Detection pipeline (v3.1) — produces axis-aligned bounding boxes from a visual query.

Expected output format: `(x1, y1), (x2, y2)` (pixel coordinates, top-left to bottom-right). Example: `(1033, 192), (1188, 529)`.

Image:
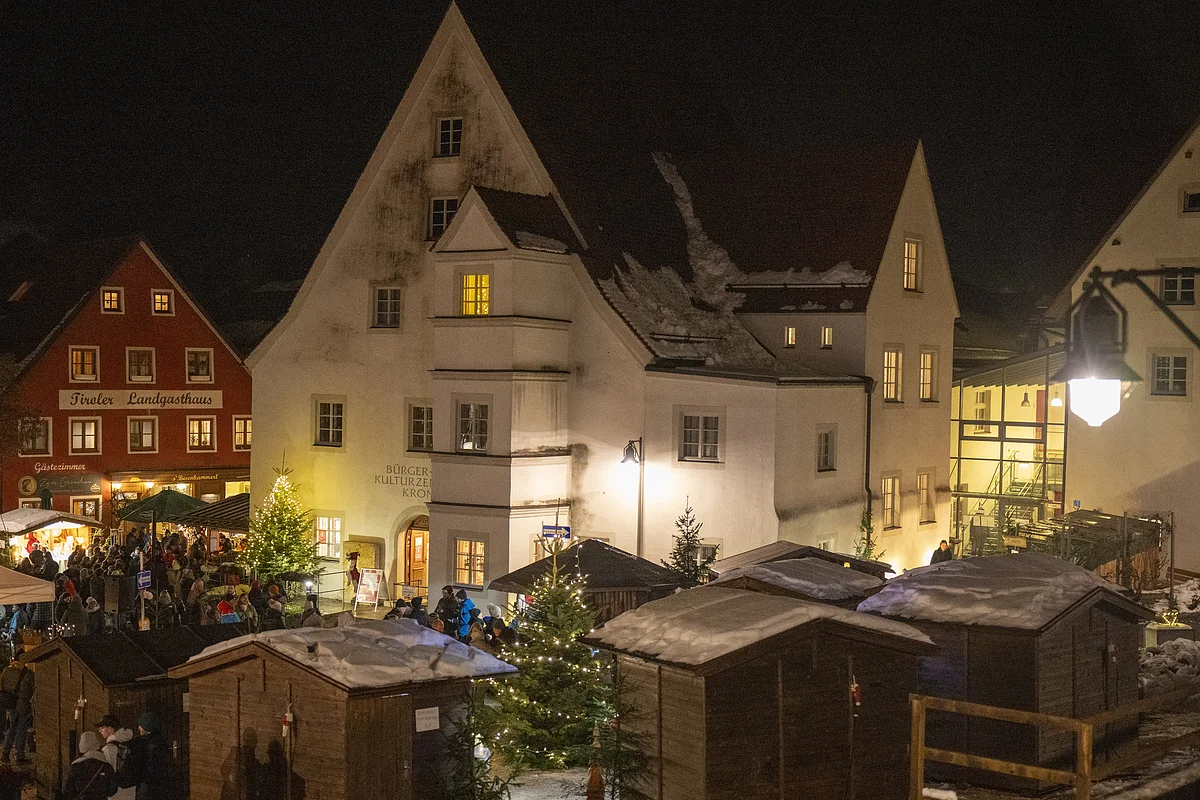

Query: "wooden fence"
(909, 683), (1200, 800)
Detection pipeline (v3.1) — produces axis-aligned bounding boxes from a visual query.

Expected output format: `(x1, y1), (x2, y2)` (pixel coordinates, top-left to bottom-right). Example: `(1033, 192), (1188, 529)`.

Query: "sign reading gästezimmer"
(59, 389), (223, 410)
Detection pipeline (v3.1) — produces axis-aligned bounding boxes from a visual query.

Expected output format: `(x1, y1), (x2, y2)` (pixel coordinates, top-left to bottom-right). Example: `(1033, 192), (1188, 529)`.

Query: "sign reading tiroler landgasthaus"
(59, 389), (223, 410)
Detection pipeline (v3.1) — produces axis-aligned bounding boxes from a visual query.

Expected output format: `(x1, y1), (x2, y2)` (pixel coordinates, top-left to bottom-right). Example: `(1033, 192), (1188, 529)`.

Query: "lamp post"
(1055, 266), (1200, 427)
(621, 438), (645, 557)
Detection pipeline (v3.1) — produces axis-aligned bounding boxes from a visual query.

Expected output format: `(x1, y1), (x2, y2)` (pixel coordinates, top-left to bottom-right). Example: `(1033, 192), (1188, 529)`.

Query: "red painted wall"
(4, 243), (252, 517)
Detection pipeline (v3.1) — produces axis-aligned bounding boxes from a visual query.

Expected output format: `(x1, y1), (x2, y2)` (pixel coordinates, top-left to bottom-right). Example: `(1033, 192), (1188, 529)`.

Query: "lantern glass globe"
(1068, 377), (1123, 427)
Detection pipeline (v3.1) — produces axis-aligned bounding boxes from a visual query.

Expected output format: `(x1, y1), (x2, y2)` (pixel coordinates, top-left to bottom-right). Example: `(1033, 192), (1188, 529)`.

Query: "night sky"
(4, 2), (1200, 329)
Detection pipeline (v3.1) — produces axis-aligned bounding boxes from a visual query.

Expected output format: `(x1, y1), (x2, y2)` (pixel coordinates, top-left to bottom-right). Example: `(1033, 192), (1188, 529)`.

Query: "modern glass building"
(950, 347), (1068, 555)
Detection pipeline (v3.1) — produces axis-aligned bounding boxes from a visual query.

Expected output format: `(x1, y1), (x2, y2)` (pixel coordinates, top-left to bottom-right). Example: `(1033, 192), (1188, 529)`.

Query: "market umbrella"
(0, 566), (54, 604)
(117, 488), (207, 524)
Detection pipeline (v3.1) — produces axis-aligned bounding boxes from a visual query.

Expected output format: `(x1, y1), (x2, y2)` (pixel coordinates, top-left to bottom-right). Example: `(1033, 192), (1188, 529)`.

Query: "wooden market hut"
(708, 541), (893, 581)
(857, 552), (1155, 791)
(488, 539), (683, 622)
(709, 556), (885, 609)
(581, 586), (935, 800)
(28, 625), (245, 800)
(168, 618), (516, 800)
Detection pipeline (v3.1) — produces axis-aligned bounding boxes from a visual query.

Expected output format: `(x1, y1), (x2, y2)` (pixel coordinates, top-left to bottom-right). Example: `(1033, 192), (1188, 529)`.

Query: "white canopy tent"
(0, 566), (53, 604)
(0, 509), (104, 537)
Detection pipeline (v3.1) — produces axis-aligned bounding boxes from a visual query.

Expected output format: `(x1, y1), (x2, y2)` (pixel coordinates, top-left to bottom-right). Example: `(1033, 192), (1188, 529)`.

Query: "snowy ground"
(508, 769), (588, 800)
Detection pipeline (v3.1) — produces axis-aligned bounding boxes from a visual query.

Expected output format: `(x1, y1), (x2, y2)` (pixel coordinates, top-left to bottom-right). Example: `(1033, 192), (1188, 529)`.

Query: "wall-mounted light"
(621, 440), (641, 464)
(1052, 281), (1140, 427)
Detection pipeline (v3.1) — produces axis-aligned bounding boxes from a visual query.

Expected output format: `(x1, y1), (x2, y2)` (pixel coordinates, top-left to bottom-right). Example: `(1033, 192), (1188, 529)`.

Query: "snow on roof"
(584, 587), (931, 667)
(0, 508), (105, 536)
(856, 553), (1130, 630)
(188, 619), (515, 689)
(513, 231), (568, 253)
(711, 557), (883, 601)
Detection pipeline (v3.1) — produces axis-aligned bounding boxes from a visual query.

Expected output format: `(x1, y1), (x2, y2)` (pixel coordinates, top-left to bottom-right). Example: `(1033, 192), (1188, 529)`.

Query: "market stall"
(0, 508), (107, 566)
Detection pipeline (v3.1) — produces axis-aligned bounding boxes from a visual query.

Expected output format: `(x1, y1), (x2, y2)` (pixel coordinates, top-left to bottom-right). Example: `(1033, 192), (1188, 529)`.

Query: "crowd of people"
(382, 584), (517, 656)
(63, 712), (169, 800)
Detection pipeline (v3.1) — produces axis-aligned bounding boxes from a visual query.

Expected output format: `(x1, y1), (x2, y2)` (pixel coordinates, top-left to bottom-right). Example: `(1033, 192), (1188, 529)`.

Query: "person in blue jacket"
(455, 589), (475, 640)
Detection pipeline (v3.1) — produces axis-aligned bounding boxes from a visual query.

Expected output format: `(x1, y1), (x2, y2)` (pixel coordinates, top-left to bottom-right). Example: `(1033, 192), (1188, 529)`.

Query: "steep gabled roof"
(733, 285), (874, 314)
(470, 187), (580, 254)
(709, 541), (893, 579)
(488, 539), (683, 594)
(0, 233), (140, 368)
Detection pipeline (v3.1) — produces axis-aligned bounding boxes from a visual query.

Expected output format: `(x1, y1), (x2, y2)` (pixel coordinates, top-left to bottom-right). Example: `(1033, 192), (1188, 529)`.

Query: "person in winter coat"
(466, 621), (488, 649)
(98, 715), (135, 800)
(117, 712), (170, 800)
(85, 598), (104, 635)
(382, 600), (410, 621)
(408, 596), (430, 628)
(433, 587), (459, 634)
(64, 731), (115, 800)
(455, 589), (475, 640)
(930, 540), (954, 565)
(63, 595), (89, 637)
(2, 663), (33, 763)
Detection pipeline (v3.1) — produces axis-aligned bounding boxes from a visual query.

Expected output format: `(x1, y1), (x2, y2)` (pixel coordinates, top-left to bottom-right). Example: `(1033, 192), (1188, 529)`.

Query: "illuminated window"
(919, 350), (937, 401)
(430, 197), (459, 239)
(152, 290), (174, 315)
(126, 348), (155, 383)
(233, 417), (252, 451)
(437, 118), (463, 157)
(1152, 354), (1188, 396)
(820, 326), (833, 349)
(186, 349), (213, 383)
(187, 417), (215, 452)
(457, 403), (488, 452)
(373, 286), (402, 328)
(1162, 270), (1195, 305)
(455, 539), (485, 587)
(903, 239), (922, 291)
(315, 400), (344, 447)
(19, 419), (50, 456)
(681, 415), (719, 461)
(70, 347), (99, 382)
(972, 389), (993, 435)
(816, 426), (836, 472)
(882, 475), (900, 529)
(101, 287), (124, 313)
(461, 273), (490, 316)
(316, 516), (342, 559)
(918, 470), (935, 523)
(69, 418), (100, 454)
(882, 348), (903, 402)
(225, 480), (251, 497)
(410, 405), (433, 451)
(128, 417), (157, 453)
(784, 327), (796, 348)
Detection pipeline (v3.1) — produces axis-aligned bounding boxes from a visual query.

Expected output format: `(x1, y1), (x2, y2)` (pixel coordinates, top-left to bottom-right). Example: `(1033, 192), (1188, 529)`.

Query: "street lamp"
(622, 438), (645, 557)
(1055, 266), (1200, 427)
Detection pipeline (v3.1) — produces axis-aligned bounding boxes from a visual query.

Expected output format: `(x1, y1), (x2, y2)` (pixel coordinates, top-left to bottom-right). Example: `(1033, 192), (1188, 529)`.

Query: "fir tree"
(442, 690), (514, 800)
(597, 667), (652, 800)
(662, 500), (714, 588)
(241, 471), (318, 578)
(854, 503), (886, 562)
(480, 550), (608, 770)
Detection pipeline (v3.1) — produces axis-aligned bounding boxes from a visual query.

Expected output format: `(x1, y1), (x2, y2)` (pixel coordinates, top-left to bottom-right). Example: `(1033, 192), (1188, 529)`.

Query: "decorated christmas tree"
(481, 551), (608, 769)
(241, 470), (317, 577)
(662, 500), (714, 588)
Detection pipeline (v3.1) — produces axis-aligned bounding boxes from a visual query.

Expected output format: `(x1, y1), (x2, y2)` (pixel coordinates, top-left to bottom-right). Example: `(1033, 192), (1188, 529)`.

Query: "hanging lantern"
(1053, 280), (1141, 427)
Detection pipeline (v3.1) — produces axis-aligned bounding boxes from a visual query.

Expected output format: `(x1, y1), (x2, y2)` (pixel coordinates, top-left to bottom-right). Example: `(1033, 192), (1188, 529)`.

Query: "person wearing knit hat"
(137, 713), (158, 734)
(64, 730), (115, 800)
(118, 711), (169, 800)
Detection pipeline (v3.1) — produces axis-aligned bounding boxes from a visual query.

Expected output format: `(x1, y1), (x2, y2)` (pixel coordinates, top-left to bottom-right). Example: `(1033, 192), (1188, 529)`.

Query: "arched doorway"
(401, 515), (429, 596)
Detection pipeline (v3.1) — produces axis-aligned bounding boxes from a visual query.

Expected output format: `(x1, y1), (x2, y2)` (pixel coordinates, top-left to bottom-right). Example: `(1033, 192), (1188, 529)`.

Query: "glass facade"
(950, 347), (1067, 555)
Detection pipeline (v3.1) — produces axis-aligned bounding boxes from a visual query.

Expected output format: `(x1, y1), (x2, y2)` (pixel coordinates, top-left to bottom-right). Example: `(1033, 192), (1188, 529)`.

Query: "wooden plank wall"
(616, 656), (662, 799)
(346, 694), (411, 800)
(32, 660), (61, 800)
(405, 683), (466, 799)
(658, 666), (704, 799)
(187, 656), (348, 800)
(589, 591), (649, 624)
(914, 623), (968, 756)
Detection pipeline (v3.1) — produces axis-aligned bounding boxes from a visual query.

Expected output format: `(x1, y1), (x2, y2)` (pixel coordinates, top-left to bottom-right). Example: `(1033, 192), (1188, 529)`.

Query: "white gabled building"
(1052, 116), (1200, 568)
(247, 3), (958, 603)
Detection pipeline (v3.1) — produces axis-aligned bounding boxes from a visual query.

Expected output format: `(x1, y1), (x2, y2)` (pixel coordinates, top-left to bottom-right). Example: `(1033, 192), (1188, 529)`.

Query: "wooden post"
(909, 696), (926, 800)
(1075, 723), (1093, 800)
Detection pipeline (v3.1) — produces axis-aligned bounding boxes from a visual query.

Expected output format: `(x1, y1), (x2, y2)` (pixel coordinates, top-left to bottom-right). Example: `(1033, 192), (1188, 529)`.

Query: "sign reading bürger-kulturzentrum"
(59, 389), (223, 410)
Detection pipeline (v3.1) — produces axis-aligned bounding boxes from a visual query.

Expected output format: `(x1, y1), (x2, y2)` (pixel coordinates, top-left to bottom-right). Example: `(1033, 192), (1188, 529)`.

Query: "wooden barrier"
(909, 685), (1200, 800)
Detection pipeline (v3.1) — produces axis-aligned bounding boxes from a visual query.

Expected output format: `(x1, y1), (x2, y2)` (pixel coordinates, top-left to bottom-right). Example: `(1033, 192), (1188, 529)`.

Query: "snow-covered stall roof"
(711, 557), (883, 601)
(582, 587), (932, 669)
(177, 619), (515, 689)
(856, 552), (1151, 630)
(709, 540), (892, 579)
(0, 508), (106, 537)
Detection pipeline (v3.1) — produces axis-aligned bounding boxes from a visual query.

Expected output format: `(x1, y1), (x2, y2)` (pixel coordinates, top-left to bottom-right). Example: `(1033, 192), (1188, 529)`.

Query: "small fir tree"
(241, 471), (318, 578)
(662, 500), (714, 588)
(854, 503), (886, 562)
(442, 689), (514, 800)
(480, 550), (608, 770)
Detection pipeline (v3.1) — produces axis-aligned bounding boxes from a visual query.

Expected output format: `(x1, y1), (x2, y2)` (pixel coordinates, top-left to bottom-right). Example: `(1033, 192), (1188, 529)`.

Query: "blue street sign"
(541, 524), (572, 540)
(1073, 500), (1081, 510)
(137, 570), (152, 590)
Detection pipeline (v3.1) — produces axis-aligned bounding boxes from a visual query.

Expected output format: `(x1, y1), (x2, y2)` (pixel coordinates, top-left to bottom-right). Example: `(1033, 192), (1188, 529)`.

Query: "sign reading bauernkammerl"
(59, 389), (223, 410)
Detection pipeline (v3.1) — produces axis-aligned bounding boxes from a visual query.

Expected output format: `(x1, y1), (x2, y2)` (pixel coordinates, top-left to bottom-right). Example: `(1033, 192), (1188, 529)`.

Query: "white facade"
(248, 5), (959, 603)
(1058, 119), (1200, 568)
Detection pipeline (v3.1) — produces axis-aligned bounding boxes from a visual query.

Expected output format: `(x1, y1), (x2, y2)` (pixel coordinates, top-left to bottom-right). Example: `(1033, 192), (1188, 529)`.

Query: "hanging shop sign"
(59, 389), (223, 410)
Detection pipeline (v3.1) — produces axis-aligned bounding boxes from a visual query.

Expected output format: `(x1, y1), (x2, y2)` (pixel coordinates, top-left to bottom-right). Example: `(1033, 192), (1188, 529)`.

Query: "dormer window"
(430, 198), (459, 239)
(101, 287), (124, 313)
(437, 118), (462, 157)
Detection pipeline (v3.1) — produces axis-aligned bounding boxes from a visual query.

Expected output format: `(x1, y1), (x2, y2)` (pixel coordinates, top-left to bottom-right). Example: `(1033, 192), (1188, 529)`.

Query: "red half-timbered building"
(0, 235), (252, 525)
